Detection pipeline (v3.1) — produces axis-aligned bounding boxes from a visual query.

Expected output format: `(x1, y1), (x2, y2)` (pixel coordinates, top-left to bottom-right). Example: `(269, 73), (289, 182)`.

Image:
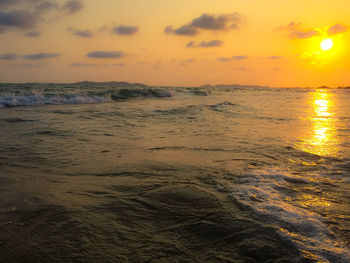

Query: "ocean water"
(0, 82), (349, 262)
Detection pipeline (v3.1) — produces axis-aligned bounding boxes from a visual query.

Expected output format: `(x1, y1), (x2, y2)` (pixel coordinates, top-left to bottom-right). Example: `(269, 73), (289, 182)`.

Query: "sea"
(0, 82), (349, 262)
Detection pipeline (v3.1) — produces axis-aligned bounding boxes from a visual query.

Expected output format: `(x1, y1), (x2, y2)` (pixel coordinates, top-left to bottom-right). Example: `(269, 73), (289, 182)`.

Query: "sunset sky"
(0, 0), (349, 87)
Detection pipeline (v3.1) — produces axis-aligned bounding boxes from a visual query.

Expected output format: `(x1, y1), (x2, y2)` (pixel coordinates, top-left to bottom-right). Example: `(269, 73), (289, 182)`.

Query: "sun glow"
(320, 39), (334, 51)
(297, 90), (340, 157)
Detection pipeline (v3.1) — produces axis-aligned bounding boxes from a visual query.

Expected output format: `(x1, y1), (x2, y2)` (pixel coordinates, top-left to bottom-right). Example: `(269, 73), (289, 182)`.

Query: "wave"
(0, 85), (175, 108)
(223, 168), (350, 262)
(111, 88), (173, 100)
(0, 94), (113, 108)
(209, 101), (239, 111)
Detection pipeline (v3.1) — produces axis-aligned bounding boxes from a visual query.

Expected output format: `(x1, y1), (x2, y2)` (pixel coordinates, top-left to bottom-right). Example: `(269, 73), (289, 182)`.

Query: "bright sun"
(320, 38), (333, 51)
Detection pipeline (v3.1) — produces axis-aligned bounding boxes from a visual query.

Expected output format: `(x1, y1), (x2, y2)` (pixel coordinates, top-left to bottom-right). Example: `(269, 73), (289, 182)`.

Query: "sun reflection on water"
(298, 90), (339, 157)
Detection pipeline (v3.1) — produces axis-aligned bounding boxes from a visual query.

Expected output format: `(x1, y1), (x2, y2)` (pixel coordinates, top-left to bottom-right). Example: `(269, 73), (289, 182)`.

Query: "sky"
(0, 0), (350, 87)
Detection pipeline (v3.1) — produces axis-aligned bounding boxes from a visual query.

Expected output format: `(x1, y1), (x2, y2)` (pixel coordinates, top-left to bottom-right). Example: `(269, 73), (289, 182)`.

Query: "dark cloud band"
(0, 53), (17, 60)
(0, 10), (39, 29)
(86, 51), (124, 59)
(62, 0), (84, 14)
(23, 52), (60, 60)
(112, 25), (138, 35)
(187, 40), (223, 48)
(217, 56), (248, 62)
(165, 13), (242, 36)
(68, 27), (94, 38)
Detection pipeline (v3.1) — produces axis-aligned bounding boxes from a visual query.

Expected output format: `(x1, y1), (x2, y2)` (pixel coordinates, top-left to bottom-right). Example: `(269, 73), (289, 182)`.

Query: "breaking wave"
(224, 168), (350, 262)
(0, 94), (113, 108)
(0, 83), (175, 108)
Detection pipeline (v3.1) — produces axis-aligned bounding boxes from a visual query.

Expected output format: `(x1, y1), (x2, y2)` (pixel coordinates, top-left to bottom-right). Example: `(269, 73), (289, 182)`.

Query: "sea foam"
(0, 94), (112, 107)
(0, 85), (175, 108)
(225, 168), (350, 262)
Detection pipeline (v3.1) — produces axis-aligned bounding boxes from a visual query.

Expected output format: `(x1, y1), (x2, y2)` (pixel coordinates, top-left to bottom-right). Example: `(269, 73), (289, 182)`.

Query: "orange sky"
(0, 0), (349, 87)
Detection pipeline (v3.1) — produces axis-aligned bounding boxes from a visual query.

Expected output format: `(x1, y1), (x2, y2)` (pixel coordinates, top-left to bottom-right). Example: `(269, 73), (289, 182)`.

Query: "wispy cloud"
(0, 0), (84, 34)
(7, 62), (44, 68)
(0, 0), (20, 8)
(217, 56), (248, 62)
(86, 51), (124, 59)
(328, 24), (348, 35)
(71, 63), (98, 67)
(171, 58), (195, 66)
(291, 30), (319, 39)
(23, 52), (60, 60)
(0, 10), (40, 29)
(0, 53), (18, 60)
(277, 22), (320, 39)
(187, 40), (223, 48)
(26, 31), (41, 37)
(36, 1), (59, 13)
(165, 13), (242, 36)
(165, 25), (198, 36)
(112, 25), (138, 35)
(68, 27), (94, 38)
(62, 0), (84, 14)
(267, 56), (283, 60)
(1, 52), (60, 60)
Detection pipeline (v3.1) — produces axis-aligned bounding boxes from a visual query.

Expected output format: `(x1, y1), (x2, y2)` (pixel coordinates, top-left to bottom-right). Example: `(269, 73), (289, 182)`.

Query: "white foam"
(0, 94), (112, 107)
(225, 168), (350, 262)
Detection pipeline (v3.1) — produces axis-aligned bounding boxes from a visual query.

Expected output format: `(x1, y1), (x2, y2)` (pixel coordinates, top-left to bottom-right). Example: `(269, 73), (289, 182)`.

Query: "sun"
(320, 38), (333, 51)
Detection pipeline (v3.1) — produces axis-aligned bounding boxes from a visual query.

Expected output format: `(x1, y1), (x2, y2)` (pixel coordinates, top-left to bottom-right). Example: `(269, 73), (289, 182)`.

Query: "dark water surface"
(0, 83), (350, 262)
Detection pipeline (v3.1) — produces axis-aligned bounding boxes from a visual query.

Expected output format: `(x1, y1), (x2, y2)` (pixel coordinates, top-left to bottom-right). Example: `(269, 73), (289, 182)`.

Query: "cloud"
(26, 31), (41, 37)
(191, 13), (241, 30)
(86, 51), (124, 59)
(217, 57), (232, 62)
(112, 25), (138, 35)
(8, 62), (44, 67)
(328, 24), (348, 35)
(165, 13), (242, 36)
(0, 53), (18, 60)
(71, 63), (98, 67)
(184, 59), (195, 63)
(62, 0), (84, 14)
(0, 10), (39, 29)
(100, 63), (126, 67)
(36, 1), (59, 13)
(0, 0), (19, 8)
(68, 27), (93, 38)
(171, 58), (195, 65)
(235, 67), (246, 71)
(165, 25), (198, 36)
(98, 25), (109, 32)
(1, 52), (60, 60)
(0, 1), (84, 34)
(277, 22), (320, 39)
(268, 56), (283, 60)
(23, 52), (60, 60)
(187, 40), (223, 48)
(233, 55), (248, 60)
(217, 56), (248, 62)
(0, 0), (58, 9)
(186, 41), (195, 47)
(276, 22), (301, 31)
(198, 40), (223, 47)
(290, 30), (319, 39)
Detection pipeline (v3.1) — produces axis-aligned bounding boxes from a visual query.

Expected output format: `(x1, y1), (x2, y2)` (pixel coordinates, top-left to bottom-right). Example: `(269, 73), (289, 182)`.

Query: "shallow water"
(0, 83), (349, 262)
